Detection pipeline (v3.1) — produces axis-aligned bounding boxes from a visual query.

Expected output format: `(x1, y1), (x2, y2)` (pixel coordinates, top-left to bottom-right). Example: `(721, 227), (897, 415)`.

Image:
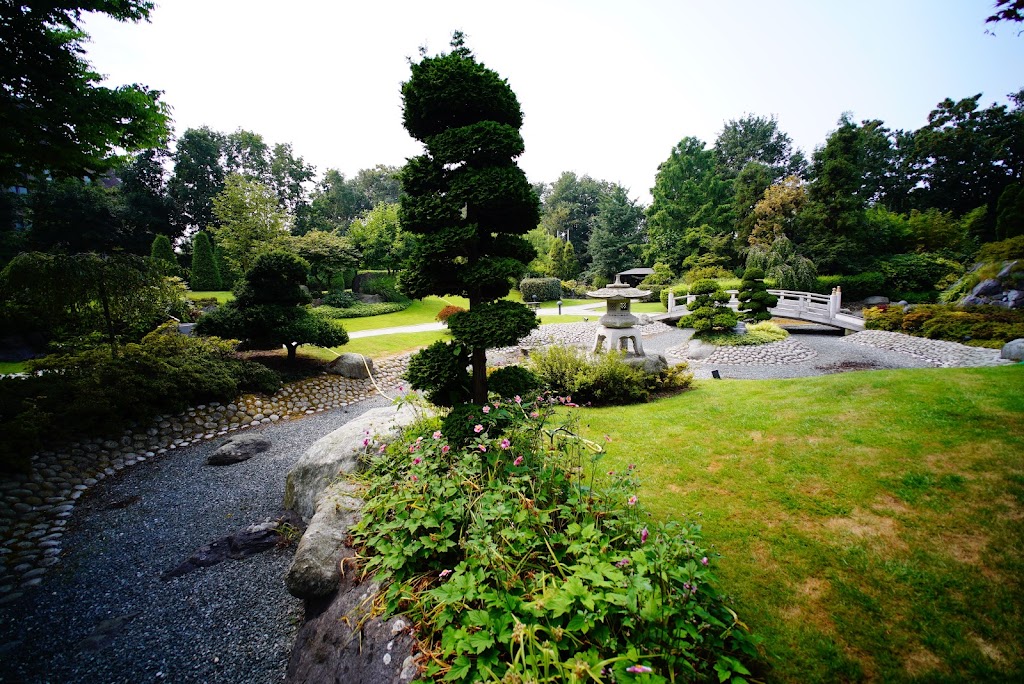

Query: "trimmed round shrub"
(322, 290), (357, 308)
(679, 279), (737, 335)
(405, 340), (471, 407)
(486, 365), (540, 399)
(518, 277), (561, 302)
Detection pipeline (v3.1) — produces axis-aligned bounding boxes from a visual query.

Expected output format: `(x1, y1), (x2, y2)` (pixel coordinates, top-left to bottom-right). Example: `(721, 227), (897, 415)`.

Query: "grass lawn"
(578, 365), (1024, 683)
(632, 301), (666, 313)
(334, 296), (468, 332)
(0, 361), (28, 374)
(186, 290), (234, 304)
(299, 330), (452, 361)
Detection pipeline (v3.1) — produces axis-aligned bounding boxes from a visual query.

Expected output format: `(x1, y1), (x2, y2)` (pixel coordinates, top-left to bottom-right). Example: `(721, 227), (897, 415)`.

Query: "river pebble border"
(666, 338), (819, 365)
(0, 355), (410, 603)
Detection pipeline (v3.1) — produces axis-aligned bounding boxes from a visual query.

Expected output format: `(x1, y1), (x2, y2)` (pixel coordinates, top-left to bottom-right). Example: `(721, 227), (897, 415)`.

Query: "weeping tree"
(399, 33), (539, 405)
(746, 235), (817, 292)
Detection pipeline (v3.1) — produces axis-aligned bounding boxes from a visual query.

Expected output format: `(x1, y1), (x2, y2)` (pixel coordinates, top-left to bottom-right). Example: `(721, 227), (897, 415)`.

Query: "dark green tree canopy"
(0, 1), (170, 186)
(714, 114), (806, 180)
(399, 34), (539, 404)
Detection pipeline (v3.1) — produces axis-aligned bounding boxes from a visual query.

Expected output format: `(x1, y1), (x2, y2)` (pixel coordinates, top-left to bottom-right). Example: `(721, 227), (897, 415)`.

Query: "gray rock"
(286, 482), (363, 599)
(356, 293), (384, 304)
(863, 296), (890, 306)
(284, 404), (420, 521)
(327, 353), (374, 380)
(285, 553), (417, 684)
(997, 260), (1019, 279)
(1008, 290), (1024, 309)
(622, 353), (669, 374)
(635, 313), (653, 325)
(961, 294), (987, 306)
(687, 338), (716, 360)
(206, 434), (272, 466)
(1001, 338), (1024, 361)
(973, 279), (1004, 297)
(160, 518), (297, 579)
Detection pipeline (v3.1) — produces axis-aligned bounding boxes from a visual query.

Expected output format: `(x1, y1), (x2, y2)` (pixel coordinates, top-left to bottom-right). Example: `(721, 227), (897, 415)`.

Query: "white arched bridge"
(663, 288), (865, 332)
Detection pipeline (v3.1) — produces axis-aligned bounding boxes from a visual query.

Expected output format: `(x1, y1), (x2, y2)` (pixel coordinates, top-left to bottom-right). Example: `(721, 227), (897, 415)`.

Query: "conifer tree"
(190, 231), (222, 290)
(399, 34), (539, 404)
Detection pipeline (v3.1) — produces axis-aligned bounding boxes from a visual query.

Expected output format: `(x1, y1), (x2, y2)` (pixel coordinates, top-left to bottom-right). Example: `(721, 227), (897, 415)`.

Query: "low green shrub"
(707, 321), (789, 346)
(528, 347), (662, 406)
(866, 304), (1024, 345)
(684, 265), (734, 283)
(314, 301), (410, 319)
(404, 340), (471, 408)
(812, 272), (886, 301)
(361, 273), (410, 304)
(486, 364), (540, 399)
(1, 324), (280, 472)
(978, 235), (1024, 262)
(863, 306), (904, 331)
(560, 279), (590, 298)
(519, 277), (562, 302)
(876, 253), (963, 295)
(659, 285), (688, 309)
(351, 397), (758, 683)
(321, 290), (357, 308)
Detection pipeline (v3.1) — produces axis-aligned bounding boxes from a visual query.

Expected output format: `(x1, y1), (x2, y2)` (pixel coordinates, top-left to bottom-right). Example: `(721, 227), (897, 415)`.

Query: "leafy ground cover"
(579, 365), (1024, 683)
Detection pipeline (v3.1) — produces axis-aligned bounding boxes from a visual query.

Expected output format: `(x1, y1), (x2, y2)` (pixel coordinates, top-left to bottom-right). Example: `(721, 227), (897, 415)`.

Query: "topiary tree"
(150, 234), (180, 277)
(195, 250), (348, 361)
(737, 266), (778, 322)
(679, 278), (738, 334)
(190, 231), (222, 290)
(398, 33), (540, 405)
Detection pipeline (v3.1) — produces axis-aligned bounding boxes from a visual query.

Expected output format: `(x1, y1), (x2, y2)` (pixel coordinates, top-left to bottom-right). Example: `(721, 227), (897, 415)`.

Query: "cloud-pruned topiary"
(738, 266), (778, 322)
(679, 279), (738, 334)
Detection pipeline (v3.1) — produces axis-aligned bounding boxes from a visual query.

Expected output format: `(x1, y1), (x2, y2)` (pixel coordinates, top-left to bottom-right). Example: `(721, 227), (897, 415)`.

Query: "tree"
(399, 33), (539, 404)
(169, 127), (226, 234)
(269, 142), (316, 218)
(645, 137), (734, 275)
(987, 0), (1024, 26)
(150, 234), (176, 273)
(737, 267), (777, 322)
(749, 176), (808, 248)
(541, 172), (611, 264)
(116, 149), (177, 244)
(587, 184), (644, 280)
(209, 173), (291, 276)
(350, 164), (401, 207)
(732, 162), (774, 250)
(679, 279), (737, 335)
(548, 239), (578, 280)
(0, 1), (170, 187)
(746, 235), (817, 291)
(223, 129), (270, 182)
(996, 182), (1024, 240)
(27, 177), (122, 253)
(194, 251), (347, 361)
(714, 114), (806, 180)
(347, 202), (411, 273)
(190, 231), (221, 291)
(290, 230), (359, 291)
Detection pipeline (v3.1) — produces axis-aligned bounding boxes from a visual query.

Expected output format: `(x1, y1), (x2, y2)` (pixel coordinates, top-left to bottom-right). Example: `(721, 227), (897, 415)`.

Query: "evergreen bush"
(404, 340), (471, 408)
(486, 364), (540, 399)
(737, 267), (778, 322)
(150, 234), (177, 273)
(679, 279), (738, 334)
(190, 231), (222, 291)
(519, 277), (562, 302)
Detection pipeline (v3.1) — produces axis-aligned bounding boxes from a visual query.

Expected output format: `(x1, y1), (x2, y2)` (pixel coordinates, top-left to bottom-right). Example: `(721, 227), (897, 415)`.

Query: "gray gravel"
(0, 394), (391, 684)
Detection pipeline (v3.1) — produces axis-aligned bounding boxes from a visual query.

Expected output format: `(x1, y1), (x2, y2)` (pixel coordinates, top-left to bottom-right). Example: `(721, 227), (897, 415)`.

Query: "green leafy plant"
(486, 365), (540, 399)
(707, 321), (789, 347)
(519, 277), (563, 303)
(737, 267), (777, 322)
(321, 290), (357, 308)
(351, 395), (759, 683)
(679, 279), (738, 335)
(404, 340), (471, 408)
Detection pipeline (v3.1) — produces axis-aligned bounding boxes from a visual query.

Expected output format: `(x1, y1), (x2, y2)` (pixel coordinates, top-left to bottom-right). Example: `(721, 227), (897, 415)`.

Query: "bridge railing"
(667, 287), (844, 319)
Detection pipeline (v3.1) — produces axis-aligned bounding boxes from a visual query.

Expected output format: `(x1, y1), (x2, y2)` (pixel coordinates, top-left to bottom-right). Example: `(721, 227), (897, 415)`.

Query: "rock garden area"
(0, 317), (1018, 683)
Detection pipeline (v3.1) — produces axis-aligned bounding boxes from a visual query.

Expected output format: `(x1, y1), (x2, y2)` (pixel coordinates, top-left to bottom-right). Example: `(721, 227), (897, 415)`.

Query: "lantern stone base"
(593, 325), (645, 356)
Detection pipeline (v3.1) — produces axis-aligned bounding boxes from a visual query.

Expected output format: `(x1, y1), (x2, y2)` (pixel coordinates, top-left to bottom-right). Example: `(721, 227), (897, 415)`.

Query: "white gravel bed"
(0, 395), (392, 684)
(843, 330), (1011, 368)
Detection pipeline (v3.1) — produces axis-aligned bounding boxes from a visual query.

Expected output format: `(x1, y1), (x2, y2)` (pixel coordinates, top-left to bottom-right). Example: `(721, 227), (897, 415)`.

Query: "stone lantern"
(586, 274), (651, 355)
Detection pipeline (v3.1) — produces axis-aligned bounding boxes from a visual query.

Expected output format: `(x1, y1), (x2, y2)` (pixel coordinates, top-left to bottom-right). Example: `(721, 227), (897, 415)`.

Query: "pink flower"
(604, 435), (612, 443)
(500, 439), (511, 450)
(615, 558), (630, 567)
(628, 495), (638, 506)
(626, 665), (652, 674)
(441, 445), (450, 454)
(412, 457), (421, 465)
(482, 406), (490, 414)
(628, 463), (636, 471)
(514, 395), (522, 404)
(479, 444), (487, 452)
(378, 444), (387, 454)
(513, 455), (523, 466)
(362, 438), (370, 447)
(432, 430), (442, 440)
(493, 400), (501, 407)
(530, 411), (539, 418)
(701, 556), (709, 566)
(640, 527), (649, 544)
(608, 470), (615, 476)
(398, 385), (404, 392)
(474, 424), (484, 434)
(439, 569), (451, 578)
(410, 474), (418, 482)
(416, 436), (423, 443)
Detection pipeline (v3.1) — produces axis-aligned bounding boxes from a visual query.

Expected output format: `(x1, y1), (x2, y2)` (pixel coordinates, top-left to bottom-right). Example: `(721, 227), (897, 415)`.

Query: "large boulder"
(687, 339), (716, 360)
(622, 353), (669, 374)
(284, 404), (420, 521)
(286, 482), (364, 599)
(285, 554), (418, 684)
(1001, 338), (1024, 361)
(973, 278), (1004, 297)
(327, 353), (374, 379)
(863, 296), (890, 306)
(206, 434), (272, 466)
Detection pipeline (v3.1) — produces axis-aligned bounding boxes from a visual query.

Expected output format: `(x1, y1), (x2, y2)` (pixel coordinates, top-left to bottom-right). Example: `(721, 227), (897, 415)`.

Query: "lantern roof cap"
(586, 274), (651, 300)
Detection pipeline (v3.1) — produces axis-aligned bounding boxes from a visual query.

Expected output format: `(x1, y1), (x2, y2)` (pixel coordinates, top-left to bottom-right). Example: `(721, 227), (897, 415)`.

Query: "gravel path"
(0, 395), (391, 684)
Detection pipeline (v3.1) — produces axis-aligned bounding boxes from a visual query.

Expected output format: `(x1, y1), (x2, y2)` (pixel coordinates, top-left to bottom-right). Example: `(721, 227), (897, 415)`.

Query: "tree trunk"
(287, 342), (298, 361)
(471, 346), (487, 405)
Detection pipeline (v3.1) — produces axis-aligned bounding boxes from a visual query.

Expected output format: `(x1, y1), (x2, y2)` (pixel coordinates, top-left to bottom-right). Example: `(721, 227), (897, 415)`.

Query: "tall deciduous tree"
(209, 174), (291, 276)
(347, 203), (411, 273)
(540, 171), (611, 264)
(169, 127), (226, 234)
(645, 137), (734, 275)
(714, 114), (806, 181)
(399, 33), (539, 404)
(290, 230), (359, 290)
(116, 149), (177, 244)
(0, 1), (170, 187)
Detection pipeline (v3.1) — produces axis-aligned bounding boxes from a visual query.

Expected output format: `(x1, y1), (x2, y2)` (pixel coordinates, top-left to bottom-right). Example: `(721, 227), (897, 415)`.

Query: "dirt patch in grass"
(972, 635), (1007, 665)
(240, 350), (328, 383)
(940, 532), (988, 566)
(904, 647), (944, 677)
(781, 577), (836, 634)
(823, 508), (908, 553)
(871, 494), (911, 515)
(707, 460), (723, 473)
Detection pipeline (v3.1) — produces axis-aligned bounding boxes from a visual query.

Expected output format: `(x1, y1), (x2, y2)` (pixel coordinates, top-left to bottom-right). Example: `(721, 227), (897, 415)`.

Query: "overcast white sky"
(82, 0), (1024, 204)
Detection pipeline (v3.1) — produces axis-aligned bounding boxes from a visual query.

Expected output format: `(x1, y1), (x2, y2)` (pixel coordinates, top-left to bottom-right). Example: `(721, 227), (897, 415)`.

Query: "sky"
(81, 0), (1024, 204)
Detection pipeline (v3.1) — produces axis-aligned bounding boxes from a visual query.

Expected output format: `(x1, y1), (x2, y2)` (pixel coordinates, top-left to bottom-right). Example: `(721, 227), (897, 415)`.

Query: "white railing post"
(668, 290), (676, 312)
